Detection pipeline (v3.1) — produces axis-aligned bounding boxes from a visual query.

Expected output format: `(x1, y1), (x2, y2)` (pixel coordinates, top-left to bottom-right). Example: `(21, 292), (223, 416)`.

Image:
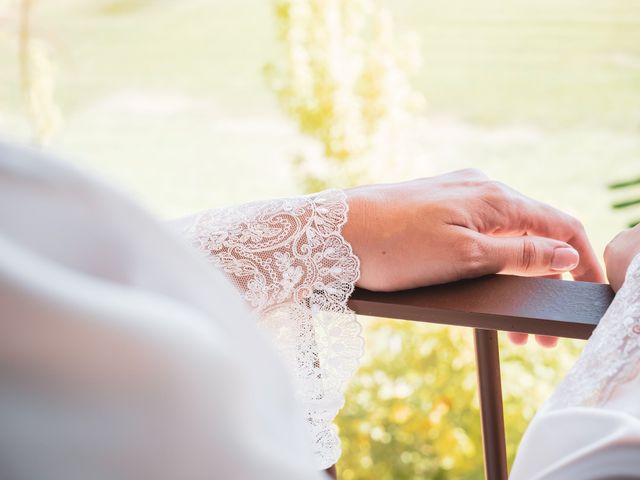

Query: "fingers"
(474, 232), (566, 349)
(506, 332), (558, 348)
(604, 225), (640, 291)
(515, 202), (604, 282)
(535, 335), (558, 347)
(473, 187), (605, 283)
(507, 332), (528, 345)
(564, 228), (605, 283)
(467, 231), (566, 349)
(473, 233), (580, 277)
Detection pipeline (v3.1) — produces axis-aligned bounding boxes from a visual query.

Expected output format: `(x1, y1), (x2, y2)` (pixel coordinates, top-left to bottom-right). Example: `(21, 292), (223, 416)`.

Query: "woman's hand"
(342, 170), (605, 346)
(604, 224), (640, 292)
(343, 169), (604, 290)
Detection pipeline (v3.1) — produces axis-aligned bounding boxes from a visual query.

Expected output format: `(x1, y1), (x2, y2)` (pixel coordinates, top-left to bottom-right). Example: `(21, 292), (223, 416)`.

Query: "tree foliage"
(3, 0), (61, 145)
(265, 0), (424, 191)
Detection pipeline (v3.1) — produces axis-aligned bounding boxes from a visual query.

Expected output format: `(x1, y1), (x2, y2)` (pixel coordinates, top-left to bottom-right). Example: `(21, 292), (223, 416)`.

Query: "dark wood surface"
(348, 274), (615, 339)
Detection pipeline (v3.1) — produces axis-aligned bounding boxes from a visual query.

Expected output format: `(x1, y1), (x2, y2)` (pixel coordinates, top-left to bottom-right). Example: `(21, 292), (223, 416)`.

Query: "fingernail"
(551, 247), (579, 271)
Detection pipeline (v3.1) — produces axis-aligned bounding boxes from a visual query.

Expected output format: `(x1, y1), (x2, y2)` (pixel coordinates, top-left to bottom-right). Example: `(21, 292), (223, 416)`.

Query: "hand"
(604, 224), (640, 292)
(342, 169), (605, 347)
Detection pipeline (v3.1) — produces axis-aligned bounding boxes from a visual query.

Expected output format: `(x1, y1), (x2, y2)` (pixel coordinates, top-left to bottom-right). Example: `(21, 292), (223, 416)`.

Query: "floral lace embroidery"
(545, 253), (640, 411)
(182, 189), (363, 469)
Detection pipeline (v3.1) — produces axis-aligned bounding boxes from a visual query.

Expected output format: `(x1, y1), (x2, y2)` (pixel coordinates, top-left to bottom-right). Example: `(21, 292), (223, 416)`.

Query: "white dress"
(1, 139), (639, 478)
(0, 141), (326, 480)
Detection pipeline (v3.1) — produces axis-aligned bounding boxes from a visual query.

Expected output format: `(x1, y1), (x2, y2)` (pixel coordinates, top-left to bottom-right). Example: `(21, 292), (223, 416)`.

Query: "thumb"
(480, 235), (580, 277)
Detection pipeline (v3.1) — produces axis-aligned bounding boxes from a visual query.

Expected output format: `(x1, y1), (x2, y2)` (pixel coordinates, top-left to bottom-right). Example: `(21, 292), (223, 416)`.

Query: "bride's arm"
(176, 169), (604, 316)
(169, 169), (603, 469)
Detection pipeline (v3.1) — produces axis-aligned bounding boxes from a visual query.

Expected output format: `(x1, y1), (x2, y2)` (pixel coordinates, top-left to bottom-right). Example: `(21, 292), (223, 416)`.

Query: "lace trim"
(183, 189), (363, 469)
(545, 253), (640, 411)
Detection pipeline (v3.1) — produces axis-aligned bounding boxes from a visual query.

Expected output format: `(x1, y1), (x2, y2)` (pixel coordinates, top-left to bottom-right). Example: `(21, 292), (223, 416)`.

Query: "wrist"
(342, 187), (372, 277)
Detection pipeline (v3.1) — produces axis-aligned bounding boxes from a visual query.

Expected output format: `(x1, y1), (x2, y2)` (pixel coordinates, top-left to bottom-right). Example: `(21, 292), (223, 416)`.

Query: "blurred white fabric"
(0, 141), (325, 480)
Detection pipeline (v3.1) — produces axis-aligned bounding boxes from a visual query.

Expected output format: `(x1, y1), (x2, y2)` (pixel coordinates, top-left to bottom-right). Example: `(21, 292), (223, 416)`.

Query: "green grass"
(386, 0), (640, 129)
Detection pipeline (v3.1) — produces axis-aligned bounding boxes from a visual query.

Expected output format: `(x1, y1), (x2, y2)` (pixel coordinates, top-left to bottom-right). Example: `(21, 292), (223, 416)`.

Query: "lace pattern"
(544, 253), (640, 411)
(182, 189), (362, 469)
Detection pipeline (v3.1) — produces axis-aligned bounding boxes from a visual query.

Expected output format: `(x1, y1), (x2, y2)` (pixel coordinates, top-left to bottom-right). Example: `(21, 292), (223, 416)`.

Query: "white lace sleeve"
(178, 189), (363, 469)
(544, 253), (640, 411)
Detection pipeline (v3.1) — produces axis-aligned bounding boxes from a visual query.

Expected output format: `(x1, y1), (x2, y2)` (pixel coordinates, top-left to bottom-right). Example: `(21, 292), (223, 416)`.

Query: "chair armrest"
(348, 274), (615, 339)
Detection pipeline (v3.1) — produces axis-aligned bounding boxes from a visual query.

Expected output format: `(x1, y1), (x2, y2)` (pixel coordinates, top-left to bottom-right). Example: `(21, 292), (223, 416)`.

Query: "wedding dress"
(0, 141), (325, 480)
(1, 139), (639, 479)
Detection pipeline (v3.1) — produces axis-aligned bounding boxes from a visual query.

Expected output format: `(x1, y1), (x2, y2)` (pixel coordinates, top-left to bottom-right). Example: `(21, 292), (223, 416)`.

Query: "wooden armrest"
(348, 274), (615, 339)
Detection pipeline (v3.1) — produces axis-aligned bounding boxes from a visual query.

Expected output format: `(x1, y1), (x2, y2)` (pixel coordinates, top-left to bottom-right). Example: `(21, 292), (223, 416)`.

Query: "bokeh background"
(2, 0), (639, 478)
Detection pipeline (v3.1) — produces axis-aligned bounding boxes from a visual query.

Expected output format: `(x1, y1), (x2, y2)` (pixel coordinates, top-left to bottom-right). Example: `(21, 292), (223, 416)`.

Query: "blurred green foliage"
(610, 177), (640, 228)
(7, 0), (61, 145)
(334, 321), (582, 479)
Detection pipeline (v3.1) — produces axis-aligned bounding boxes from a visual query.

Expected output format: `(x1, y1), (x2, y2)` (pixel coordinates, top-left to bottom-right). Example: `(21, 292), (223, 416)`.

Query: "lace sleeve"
(544, 253), (640, 411)
(176, 189), (363, 469)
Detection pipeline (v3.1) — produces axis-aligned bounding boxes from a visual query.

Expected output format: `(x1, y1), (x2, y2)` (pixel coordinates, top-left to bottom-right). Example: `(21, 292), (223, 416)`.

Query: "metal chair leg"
(474, 328), (508, 480)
